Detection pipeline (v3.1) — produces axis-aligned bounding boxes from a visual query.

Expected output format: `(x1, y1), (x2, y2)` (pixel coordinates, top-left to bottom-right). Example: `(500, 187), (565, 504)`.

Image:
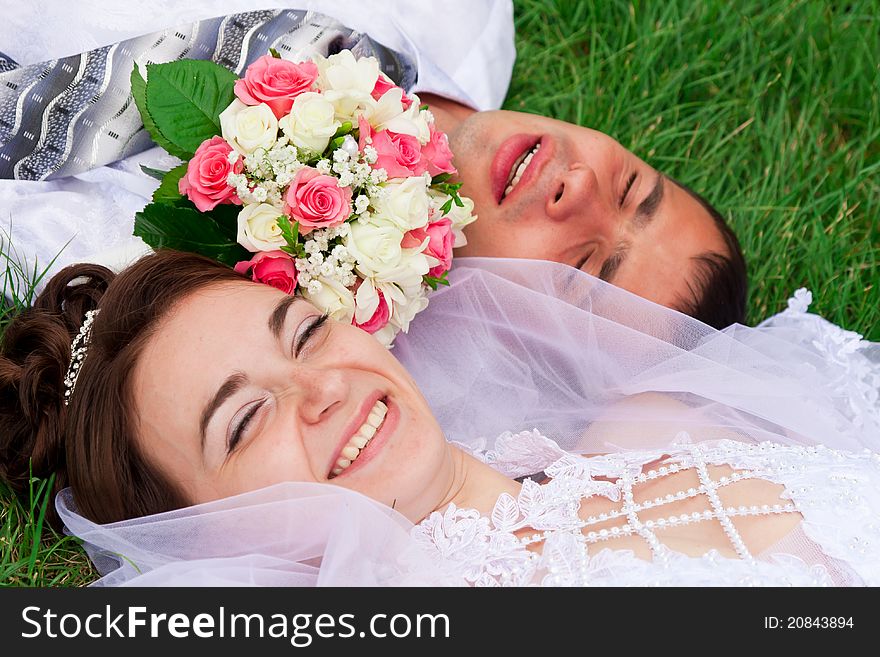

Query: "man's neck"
(418, 93), (475, 139)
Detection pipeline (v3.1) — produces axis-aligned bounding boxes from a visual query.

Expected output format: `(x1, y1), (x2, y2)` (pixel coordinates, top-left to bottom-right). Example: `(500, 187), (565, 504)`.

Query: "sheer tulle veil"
(57, 258), (880, 586)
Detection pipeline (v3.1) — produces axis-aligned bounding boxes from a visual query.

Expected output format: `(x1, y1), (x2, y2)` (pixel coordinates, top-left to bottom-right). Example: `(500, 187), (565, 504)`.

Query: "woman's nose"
(291, 367), (350, 425)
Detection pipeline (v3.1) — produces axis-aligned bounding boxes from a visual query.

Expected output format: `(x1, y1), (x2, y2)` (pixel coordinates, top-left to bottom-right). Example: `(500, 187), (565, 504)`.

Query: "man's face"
(449, 110), (729, 309)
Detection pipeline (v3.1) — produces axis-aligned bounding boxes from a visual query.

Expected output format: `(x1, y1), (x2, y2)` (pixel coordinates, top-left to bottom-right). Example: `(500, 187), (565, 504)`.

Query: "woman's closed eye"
(225, 312), (330, 454)
(294, 312), (329, 357)
(228, 398), (266, 453)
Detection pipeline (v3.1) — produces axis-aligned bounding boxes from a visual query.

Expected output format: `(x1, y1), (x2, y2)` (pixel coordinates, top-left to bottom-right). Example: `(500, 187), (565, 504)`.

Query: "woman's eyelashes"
(228, 399), (266, 453)
(294, 313), (329, 357)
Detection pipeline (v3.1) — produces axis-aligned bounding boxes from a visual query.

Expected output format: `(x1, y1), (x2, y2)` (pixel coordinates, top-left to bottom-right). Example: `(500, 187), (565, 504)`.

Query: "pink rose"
(371, 74), (413, 109)
(404, 218), (454, 277)
(357, 116), (425, 178)
(234, 250), (298, 294)
(420, 123), (456, 177)
(234, 55), (318, 118)
(284, 167), (352, 232)
(178, 136), (243, 212)
(353, 289), (390, 334)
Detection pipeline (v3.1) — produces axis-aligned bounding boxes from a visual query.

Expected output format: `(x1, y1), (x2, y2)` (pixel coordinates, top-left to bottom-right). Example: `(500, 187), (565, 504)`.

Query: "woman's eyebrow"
(200, 371), (248, 452)
(269, 294), (300, 340)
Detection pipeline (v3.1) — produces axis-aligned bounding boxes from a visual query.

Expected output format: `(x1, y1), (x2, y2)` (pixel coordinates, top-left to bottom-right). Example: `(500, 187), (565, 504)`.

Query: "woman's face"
(131, 281), (451, 522)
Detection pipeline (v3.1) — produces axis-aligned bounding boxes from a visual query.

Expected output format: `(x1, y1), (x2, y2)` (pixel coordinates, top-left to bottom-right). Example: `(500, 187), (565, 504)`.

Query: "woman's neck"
(433, 445), (521, 517)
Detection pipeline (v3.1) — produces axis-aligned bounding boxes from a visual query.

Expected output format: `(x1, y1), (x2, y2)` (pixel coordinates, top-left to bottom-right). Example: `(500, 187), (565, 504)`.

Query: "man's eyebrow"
(633, 174), (665, 230)
(200, 371), (247, 452)
(269, 294), (299, 340)
(598, 242), (631, 283)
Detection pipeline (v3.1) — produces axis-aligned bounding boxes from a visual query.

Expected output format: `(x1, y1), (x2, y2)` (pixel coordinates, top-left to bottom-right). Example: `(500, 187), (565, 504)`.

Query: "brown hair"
(672, 179), (748, 329)
(0, 249), (247, 527)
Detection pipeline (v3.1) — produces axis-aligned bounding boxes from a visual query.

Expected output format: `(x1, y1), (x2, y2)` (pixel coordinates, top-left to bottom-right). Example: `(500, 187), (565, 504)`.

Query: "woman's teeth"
(503, 143), (541, 199)
(330, 399), (387, 478)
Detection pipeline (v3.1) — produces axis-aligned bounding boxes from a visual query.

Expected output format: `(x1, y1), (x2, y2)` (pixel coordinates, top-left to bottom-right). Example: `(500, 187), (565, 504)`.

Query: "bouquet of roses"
(131, 49), (476, 346)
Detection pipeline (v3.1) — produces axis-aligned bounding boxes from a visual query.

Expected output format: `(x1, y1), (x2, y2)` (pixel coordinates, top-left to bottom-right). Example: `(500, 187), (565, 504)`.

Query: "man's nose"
(544, 165), (606, 223)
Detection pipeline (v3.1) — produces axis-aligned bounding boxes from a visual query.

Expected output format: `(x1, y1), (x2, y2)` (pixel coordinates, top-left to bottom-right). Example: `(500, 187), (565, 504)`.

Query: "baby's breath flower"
(354, 194), (370, 214)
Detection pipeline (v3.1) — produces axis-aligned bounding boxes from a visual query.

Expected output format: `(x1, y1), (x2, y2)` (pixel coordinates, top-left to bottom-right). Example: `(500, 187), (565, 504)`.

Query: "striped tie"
(0, 9), (416, 180)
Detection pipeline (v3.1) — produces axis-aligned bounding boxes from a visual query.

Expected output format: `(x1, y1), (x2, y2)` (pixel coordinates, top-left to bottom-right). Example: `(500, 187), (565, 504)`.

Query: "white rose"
(362, 87), (407, 133)
(354, 276), (380, 324)
(220, 100), (278, 155)
(445, 195), (477, 247)
(370, 324), (397, 348)
(278, 92), (340, 155)
(388, 290), (429, 334)
(345, 221), (405, 276)
(315, 50), (379, 95)
(373, 94), (430, 143)
(237, 203), (287, 252)
(370, 177), (430, 232)
(301, 276), (356, 323)
(321, 88), (376, 124)
(372, 250), (430, 291)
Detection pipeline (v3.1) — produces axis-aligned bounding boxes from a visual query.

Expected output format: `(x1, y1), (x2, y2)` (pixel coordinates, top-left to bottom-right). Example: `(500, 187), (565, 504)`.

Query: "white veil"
(56, 258), (879, 586)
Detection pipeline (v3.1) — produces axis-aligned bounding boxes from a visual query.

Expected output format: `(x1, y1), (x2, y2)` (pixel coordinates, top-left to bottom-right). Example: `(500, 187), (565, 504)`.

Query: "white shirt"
(0, 0), (514, 283)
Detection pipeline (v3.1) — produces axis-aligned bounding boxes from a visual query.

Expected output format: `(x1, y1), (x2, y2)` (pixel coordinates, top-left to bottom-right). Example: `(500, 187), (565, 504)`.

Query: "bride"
(0, 249), (878, 586)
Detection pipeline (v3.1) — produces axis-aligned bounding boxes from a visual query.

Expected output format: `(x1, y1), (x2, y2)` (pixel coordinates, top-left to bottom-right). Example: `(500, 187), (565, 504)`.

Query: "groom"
(422, 94), (746, 329)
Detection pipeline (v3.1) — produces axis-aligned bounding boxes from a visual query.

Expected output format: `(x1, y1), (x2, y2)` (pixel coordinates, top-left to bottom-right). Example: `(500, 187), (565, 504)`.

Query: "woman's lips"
(490, 134), (541, 204)
(327, 395), (397, 480)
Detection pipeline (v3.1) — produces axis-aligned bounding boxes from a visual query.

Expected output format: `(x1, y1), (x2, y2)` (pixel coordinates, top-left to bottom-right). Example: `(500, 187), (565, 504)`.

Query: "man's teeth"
(503, 143), (541, 199)
(330, 399), (387, 477)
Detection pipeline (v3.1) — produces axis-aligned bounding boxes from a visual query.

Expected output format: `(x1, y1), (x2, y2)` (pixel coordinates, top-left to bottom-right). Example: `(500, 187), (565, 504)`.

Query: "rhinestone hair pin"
(63, 309), (99, 406)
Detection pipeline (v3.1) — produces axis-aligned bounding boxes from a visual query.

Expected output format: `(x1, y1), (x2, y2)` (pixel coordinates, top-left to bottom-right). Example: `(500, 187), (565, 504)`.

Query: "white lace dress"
(412, 431), (880, 586)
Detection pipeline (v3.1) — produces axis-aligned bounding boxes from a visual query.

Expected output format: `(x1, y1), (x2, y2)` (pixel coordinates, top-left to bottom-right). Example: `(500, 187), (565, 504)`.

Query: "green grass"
(1, 0), (878, 587)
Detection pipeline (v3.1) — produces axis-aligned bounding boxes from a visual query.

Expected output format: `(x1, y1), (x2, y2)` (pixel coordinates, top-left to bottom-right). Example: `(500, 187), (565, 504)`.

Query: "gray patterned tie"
(0, 10), (416, 181)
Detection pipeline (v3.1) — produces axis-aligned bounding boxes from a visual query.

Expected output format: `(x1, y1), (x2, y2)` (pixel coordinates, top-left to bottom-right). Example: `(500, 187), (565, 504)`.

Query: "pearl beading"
(518, 443), (798, 563)
(63, 309), (99, 406)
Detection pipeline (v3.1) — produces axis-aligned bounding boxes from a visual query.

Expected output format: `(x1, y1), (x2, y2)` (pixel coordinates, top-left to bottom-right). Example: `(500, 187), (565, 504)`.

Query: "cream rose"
(429, 190), (477, 247)
(278, 92), (340, 155)
(372, 95), (430, 143)
(370, 177), (430, 232)
(315, 50), (379, 96)
(236, 203), (287, 252)
(345, 222), (406, 277)
(301, 275), (356, 323)
(220, 100), (278, 154)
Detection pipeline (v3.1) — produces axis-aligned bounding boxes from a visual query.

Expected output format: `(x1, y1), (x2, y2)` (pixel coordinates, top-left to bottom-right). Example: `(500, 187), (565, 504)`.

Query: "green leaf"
(431, 173), (452, 184)
(419, 104), (429, 111)
(423, 271), (450, 291)
(140, 165), (169, 181)
(276, 216), (306, 257)
(439, 198), (453, 215)
(131, 66), (191, 159)
(152, 163), (188, 205)
(332, 121), (353, 138)
(328, 136), (346, 152)
(144, 60), (238, 158)
(269, 48), (281, 59)
(134, 202), (247, 266)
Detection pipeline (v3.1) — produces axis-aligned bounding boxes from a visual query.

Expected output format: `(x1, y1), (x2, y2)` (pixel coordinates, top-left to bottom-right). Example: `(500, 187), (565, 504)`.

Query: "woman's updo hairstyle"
(0, 249), (247, 527)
